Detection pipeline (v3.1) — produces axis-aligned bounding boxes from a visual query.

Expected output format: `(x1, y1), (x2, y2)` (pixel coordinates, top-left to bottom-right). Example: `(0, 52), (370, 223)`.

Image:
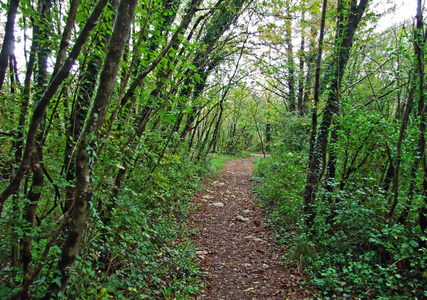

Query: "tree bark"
(0, 0), (109, 219)
(285, 2), (296, 112)
(412, 0), (427, 233)
(47, 0), (137, 296)
(62, 0), (119, 213)
(304, 0), (328, 225)
(303, 0), (369, 226)
(21, 0), (52, 292)
(0, 0), (20, 90)
(52, 0), (80, 77)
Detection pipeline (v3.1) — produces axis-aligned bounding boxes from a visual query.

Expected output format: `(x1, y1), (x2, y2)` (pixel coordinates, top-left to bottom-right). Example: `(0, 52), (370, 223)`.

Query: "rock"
(242, 209), (252, 214)
(244, 235), (264, 242)
(236, 215), (250, 222)
(202, 195), (214, 199)
(211, 181), (225, 187)
(211, 202), (224, 207)
(252, 237), (264, 242)
(196, 250), (208, 259)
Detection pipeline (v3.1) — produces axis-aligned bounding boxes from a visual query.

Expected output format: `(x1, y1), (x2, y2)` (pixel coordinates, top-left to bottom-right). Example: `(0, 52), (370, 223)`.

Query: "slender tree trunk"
(325, 121), (338, 199)
(62, 0), (119, 213)
(209, 102), (224, 154)
(302, 25), (318, 116)
(52, 0), (80, 76)
(0, 0), (20, 90)
(285, 2), (296, 112)
(386, 83), (415, 222)
(412, 0), (427, 233)
(253, 114), (265, 157)
(304, 0), (328, 224)
(21, 1), (52, 293)
(297, 29), (305, 114)
(8, 54), (20, 285)
(118, 0), (203, 106)
(303, 0), (369, 226)
(265, 121), (271, 152)
(0, 0), (109, 219)
(47, 0), (137, 296)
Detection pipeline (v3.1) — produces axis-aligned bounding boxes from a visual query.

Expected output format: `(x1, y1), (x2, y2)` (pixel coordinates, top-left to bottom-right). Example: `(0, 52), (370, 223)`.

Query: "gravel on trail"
(189, 158), (316, 299)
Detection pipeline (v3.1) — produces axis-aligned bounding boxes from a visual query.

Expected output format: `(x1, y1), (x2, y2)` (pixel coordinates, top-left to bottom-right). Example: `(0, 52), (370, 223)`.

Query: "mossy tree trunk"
(304, 0), (370, 226)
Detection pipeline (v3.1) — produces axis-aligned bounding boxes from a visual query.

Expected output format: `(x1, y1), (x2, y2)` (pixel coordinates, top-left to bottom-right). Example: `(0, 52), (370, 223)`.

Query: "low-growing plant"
(253, 155), (427, 299)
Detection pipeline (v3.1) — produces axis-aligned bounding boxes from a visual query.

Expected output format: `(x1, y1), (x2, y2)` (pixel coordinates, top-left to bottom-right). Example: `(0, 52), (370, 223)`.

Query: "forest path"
(189, 158), (312, 299)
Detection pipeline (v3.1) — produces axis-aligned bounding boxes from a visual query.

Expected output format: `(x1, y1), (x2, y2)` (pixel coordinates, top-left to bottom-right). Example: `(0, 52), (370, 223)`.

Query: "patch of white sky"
(372, 0), (419, 31)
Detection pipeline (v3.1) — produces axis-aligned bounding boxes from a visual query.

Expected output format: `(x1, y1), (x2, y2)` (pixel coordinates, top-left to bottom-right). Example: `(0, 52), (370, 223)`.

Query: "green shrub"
(252, 153), (306, 225)
(298, 190), (427, 299)
(253, 156), (427, 299)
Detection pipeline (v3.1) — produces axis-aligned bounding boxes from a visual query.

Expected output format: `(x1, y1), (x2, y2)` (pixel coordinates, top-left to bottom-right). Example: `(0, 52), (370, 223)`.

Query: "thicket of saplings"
(252, 113), (427, 299)
(0, 142), (217, 298)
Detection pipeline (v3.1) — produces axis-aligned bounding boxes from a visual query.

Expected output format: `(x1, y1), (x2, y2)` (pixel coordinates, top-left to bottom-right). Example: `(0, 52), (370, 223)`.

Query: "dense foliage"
(0, 0), (252, 297)
(252, 1), (427, 298)
(1, 0), (427, 298)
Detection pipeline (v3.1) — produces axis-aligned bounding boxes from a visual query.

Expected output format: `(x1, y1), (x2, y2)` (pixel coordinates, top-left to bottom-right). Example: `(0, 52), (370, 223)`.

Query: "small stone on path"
(190, 158), (316, 299)
(235, 215), (250, 222)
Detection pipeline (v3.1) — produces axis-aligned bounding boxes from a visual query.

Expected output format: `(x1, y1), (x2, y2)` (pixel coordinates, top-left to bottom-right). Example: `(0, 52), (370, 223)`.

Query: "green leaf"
(409, 240), (418, 248)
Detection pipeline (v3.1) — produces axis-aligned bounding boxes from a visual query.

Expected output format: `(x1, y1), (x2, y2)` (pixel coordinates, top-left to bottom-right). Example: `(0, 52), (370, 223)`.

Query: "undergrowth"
(252, 145), (427, 299)
(0, 155), (212, 299)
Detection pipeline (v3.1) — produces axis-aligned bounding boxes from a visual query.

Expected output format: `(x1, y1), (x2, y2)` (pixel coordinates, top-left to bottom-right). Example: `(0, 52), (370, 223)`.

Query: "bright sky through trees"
(374, 0), (417, 30)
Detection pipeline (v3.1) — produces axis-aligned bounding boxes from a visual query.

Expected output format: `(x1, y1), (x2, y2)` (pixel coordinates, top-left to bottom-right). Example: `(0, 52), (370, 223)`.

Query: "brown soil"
(189, 158), (315, 299)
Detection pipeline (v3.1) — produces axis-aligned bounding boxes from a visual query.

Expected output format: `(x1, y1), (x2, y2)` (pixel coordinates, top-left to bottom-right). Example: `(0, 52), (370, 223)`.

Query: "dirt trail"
(190, 158), (312, 299)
